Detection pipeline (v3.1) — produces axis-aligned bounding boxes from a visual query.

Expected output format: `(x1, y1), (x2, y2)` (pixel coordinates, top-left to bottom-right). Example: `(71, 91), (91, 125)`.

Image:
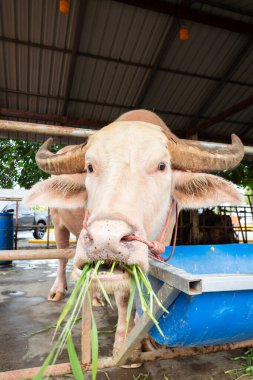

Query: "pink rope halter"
(124, 200), (178, 262)
(83, 199), (178, 263)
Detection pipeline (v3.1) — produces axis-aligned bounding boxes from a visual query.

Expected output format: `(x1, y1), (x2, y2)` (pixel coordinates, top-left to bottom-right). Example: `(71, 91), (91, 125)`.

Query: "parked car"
(1, 202), (49, 239)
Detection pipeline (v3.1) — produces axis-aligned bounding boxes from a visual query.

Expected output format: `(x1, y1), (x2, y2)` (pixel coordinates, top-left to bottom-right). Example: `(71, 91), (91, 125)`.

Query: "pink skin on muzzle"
(72, 199), (177, 278)
(72, 217), (149, 278)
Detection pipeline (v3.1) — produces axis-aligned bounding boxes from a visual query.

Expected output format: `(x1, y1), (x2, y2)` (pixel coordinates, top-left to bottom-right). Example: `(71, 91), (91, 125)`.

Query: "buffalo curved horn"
(166, 132), (244, 172)
(36, 138), (87, 174)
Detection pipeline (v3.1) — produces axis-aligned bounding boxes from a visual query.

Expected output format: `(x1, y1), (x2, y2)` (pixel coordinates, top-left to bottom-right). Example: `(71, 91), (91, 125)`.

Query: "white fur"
(23, 173), (87, 209)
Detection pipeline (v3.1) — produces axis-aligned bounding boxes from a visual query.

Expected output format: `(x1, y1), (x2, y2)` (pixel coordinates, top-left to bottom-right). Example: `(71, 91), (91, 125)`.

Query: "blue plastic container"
(148, 244), (253, 347)
(0, 212), (13, 264)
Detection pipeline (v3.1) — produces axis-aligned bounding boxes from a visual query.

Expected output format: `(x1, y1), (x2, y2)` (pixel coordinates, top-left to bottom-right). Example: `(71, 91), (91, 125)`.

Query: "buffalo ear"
(172, 170), (242, 209)
(23, 174), (87, 209)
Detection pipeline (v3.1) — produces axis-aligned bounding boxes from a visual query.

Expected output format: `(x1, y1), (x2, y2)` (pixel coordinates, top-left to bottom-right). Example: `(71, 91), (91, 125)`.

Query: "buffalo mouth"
(73, 260), (130, 277)
(81, 261), (128, 273)
(73, 228), (149, 279)
(71, 261), (132, 294)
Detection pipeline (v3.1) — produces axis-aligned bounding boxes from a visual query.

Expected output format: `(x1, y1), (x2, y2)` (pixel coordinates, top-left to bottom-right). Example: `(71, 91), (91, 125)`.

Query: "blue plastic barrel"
(140, 244), (253, 346)
(0, 212), (13, 264)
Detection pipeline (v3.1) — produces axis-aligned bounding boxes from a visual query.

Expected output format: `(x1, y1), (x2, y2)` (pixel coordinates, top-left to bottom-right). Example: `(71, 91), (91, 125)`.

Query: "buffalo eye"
(158, 162), (166, 171)
(87, 164), (94, 173)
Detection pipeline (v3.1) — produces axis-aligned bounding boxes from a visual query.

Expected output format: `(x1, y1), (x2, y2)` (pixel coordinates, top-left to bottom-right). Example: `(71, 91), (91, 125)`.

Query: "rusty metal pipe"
(0, 120), (94, 138)
(14, 224), (52, 229)
(0, 248), (75, 261)
(1, 339), (253, 380)
(1, 119), (253, 156)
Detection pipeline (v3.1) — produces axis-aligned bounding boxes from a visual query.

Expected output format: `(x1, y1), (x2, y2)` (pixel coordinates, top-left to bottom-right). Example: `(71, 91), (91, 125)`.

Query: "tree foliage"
(0, 139), (62, 189)
(217, 162), (253, 192)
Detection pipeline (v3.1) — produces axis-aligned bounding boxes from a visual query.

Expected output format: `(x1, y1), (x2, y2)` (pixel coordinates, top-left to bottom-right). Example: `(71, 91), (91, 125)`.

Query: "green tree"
(0, 139), (62, 189)
(218, 162), (253, 192)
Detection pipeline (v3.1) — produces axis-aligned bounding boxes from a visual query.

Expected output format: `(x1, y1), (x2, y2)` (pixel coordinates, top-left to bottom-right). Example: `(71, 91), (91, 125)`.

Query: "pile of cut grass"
(33, 261), (167, 380)
(225, 348), (253, 379)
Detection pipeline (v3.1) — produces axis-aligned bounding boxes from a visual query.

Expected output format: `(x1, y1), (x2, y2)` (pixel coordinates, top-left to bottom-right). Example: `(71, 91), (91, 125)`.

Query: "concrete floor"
(0, 259), (249, 380)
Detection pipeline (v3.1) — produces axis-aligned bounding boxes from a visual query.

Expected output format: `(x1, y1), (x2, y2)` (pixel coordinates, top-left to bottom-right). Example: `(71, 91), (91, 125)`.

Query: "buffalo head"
(25, 110), (244, 274)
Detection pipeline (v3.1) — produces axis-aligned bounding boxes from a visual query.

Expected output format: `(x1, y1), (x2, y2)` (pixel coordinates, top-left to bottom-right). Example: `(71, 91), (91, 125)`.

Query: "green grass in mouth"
(33, 261), (168, 380)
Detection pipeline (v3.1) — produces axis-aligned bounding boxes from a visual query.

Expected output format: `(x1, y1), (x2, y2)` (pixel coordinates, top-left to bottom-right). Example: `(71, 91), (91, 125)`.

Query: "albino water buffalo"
(24, 110), (244, 302)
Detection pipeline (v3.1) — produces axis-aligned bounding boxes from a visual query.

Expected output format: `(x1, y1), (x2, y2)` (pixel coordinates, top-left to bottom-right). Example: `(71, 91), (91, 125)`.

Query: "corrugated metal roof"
(0, 0), (253, 147)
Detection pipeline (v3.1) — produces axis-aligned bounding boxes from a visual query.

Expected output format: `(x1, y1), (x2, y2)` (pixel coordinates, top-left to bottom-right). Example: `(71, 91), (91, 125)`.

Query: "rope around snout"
(83, 200), (178, 262)
(122, 200), (178, 261)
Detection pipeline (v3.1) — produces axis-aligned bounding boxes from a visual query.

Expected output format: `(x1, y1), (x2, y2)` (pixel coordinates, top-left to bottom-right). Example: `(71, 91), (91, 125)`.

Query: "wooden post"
(81, 294), (92, 365)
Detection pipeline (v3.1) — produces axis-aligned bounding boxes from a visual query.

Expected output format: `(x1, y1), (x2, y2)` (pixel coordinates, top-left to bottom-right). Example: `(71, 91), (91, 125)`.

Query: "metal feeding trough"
(148, 243), (253, 347)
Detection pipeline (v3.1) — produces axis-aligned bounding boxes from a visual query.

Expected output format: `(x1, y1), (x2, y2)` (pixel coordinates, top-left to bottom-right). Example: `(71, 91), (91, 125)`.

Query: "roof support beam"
(0, 108), (104, 129)
(0, 99), (251, 132)
(61, 0), (86, 115)
(186, 94), (253, 137)
(114, 0), (253, 36)
(195, 0), (253, 20)
(1, 36), (252, 89)
(134, 19), (178, 107)
(186, 38), (253, 137)
(238, 125), (253, 140)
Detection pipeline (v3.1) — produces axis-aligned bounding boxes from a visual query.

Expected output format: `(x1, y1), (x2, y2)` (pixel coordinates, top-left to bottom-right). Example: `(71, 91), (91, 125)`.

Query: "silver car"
(2, 202), (49, 239)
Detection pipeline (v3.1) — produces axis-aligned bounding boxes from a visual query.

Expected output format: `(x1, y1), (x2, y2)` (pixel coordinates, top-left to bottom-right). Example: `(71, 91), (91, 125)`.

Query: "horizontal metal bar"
(1, 36), (252, 88)
(116, 0), (253, 36)
(179, 139), (253, 156)
(150, 258), (253, 294)
(1, 98), (252, 130)
(12, 224), (52, 229)
(0, 108), (104, 129)
(0, 248), (75, 260)
(1, 119), (253, 155)
(0, 120), (93, 139)
(149, 258), (202, 295)
(200, 274), (253, 292)
(0, 197), (23, 201)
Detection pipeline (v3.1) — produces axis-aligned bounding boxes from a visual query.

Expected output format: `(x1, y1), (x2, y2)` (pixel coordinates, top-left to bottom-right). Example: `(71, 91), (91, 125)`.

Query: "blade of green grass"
(30, 324), (56, 336)
(149, 292), (154, 315)
(32, 344), (57, 380)
(98, 324), (117, 334)
(88, 294), (99, 380)
(110, 261), (117, 273)
(67, 333), (85, 380)
(145, 309), (164, 337)
(53, 264), (91, 339)
(34, 268), (93, 380)
(133, 265), (165, 337)
(125, 276), (136, 338)
(34, 261), (166, 380)
(93, 271), (113, 309)
(136, 266), (169, 314)
(122, 264), (134, 275)
(132, 266), (148, 311)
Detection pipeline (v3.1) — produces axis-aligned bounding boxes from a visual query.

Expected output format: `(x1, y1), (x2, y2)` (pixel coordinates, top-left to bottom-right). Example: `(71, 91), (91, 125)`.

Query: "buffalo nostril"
(121, 235), (135, 242)
(86, 232), (93, 241)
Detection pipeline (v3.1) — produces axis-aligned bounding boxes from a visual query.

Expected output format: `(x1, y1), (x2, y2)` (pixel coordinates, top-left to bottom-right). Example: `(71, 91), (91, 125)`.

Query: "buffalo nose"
(87, 220), (133, 253)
